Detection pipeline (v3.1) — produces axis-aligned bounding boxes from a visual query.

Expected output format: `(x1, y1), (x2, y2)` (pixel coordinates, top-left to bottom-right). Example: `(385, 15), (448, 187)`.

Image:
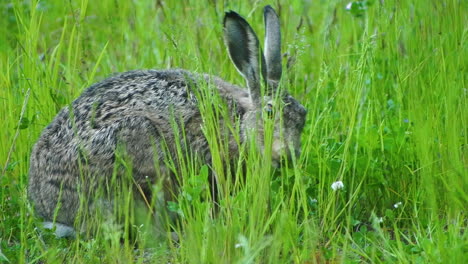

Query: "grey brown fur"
(28, 6), (307, 237)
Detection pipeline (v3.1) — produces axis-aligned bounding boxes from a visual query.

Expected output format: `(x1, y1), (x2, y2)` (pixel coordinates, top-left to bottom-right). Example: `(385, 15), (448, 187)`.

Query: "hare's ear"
(224, 11), (266, 106)
(263, 5), (282, 89)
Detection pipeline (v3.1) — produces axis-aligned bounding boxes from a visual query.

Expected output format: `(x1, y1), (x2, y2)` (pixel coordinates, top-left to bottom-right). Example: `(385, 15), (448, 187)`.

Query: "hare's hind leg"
(119, 115), (178, 236)
(88, 115), (177, 239)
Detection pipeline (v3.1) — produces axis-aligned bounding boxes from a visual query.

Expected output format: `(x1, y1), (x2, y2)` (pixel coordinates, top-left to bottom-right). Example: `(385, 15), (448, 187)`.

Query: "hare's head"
(224, 6), (307, 166)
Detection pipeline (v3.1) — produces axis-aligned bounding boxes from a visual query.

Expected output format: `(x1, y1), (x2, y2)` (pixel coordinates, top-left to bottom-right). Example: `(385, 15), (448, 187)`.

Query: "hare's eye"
(264, 103), (274, 118)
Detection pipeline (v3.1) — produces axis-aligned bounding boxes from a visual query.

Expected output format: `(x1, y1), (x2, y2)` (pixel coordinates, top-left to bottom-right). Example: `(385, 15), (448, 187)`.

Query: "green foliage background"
(0, 0), (466, 263)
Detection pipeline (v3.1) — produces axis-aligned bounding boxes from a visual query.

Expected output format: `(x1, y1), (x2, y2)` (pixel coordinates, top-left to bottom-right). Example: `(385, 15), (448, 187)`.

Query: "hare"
(28, 6), (307, 238)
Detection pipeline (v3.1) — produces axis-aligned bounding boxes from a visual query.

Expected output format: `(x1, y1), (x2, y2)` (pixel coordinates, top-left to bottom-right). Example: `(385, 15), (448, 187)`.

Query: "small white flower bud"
(331, 181), (344, 191)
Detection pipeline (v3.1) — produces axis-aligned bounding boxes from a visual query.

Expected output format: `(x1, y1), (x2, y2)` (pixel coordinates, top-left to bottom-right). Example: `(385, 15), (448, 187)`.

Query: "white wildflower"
(377, 217), (384, 223)
(331, 181), (344, 191)
(394, 202), (402, 208)
(235, 234), (249, 250)
(345, 2), (353, 10)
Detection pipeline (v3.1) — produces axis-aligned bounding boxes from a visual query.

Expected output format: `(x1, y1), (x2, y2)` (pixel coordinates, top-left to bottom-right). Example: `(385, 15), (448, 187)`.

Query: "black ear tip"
(223, 10), (249, 27)
(224, 11), (242, 20)
(264, 5), (273, 11)
(224, 11), (235, 26)
(264, 5), (279, 18)
(264, 5), (278, 14)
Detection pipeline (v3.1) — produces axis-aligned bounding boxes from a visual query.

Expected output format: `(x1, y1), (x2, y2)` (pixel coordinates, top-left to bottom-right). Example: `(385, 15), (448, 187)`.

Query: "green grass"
(1, 0), (466, 263)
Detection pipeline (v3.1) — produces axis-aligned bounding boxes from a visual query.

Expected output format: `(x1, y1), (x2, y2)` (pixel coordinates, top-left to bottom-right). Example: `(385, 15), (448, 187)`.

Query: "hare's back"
(74, 69), (200, 122)
(31, 69), (202, 170)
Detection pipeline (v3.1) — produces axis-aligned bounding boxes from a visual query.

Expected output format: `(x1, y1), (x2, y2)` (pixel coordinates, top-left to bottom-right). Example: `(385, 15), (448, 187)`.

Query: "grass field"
(0, 0), (466, 263)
